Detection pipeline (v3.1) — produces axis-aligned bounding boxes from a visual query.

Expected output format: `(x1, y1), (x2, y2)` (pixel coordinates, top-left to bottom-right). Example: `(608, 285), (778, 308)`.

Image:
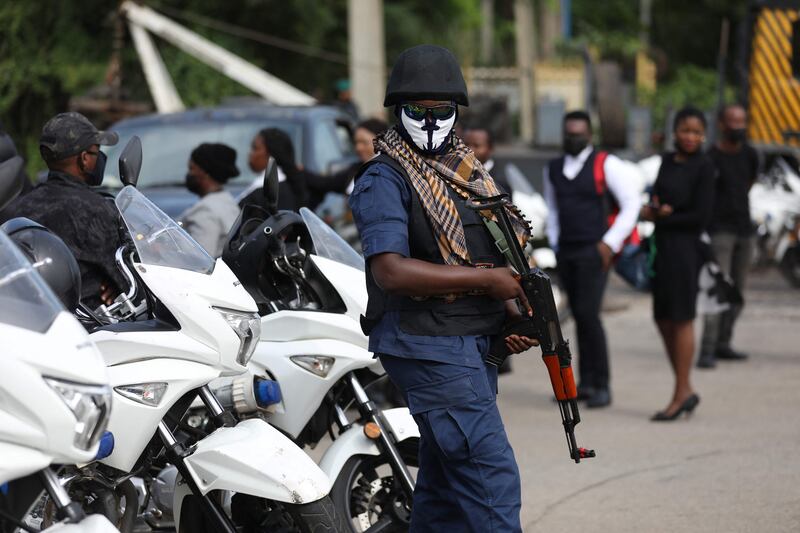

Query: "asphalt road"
(499, 268), (800, 532)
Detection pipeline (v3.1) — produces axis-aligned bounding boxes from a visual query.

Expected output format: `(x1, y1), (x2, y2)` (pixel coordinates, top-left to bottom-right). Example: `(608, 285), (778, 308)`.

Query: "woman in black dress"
(641, 107), (715, 421)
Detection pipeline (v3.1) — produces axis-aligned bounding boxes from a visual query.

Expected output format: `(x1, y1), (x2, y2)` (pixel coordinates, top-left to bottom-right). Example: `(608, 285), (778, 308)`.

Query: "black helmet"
(384, 45), (468, 107)
(222, 209), (313, 307)
(1, 218), (82, 310)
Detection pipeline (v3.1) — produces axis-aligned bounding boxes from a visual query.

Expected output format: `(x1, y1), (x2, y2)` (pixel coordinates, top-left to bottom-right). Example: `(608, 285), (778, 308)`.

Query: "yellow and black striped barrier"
(748, 5), (800, 146)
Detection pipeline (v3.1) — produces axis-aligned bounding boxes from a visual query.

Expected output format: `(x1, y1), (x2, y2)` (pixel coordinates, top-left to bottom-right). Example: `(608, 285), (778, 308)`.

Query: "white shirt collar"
(565, 144), (594, 165)
(483, 158), (495, 172)
(561, 145), (594, 180)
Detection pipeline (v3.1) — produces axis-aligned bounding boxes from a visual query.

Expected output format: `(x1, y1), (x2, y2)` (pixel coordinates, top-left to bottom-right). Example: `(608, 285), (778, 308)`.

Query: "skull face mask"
(397, 103), (457, 154)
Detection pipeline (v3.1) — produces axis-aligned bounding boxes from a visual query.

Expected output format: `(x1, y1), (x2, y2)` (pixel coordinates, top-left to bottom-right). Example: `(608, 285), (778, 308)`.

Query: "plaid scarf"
(374, 128), (531, 266)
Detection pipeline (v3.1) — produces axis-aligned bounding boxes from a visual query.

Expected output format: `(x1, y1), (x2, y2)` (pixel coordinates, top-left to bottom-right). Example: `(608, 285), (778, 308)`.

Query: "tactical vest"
(355, 154), (507, 337)
(547, 151), (606, 247)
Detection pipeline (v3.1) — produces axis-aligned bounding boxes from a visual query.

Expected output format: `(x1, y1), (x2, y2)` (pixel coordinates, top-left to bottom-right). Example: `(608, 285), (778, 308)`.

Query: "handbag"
(614, 235), (655, 291)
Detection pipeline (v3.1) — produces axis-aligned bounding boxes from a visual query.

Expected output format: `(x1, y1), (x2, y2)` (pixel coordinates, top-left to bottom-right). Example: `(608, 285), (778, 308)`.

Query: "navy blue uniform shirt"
(348, 161), (487, 368)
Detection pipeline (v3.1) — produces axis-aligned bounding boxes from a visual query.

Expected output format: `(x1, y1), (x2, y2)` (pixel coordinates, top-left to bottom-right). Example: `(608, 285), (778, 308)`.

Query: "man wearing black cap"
(1, 112), (124, 308)
(349, 45), (535, 532)
(178, 142), (241, 257)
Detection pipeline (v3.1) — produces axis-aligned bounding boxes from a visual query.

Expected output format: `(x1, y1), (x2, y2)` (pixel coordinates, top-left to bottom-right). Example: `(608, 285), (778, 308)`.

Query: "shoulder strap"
(593, 150), (608, 196)
(353, 153), (406, 183)
(481, 217), (514, 266)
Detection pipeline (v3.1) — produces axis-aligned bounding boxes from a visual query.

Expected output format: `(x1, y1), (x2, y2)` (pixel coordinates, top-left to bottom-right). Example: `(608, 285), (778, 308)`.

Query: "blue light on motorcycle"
(94, 431), (115, 461)
(254, 378), (282, 408)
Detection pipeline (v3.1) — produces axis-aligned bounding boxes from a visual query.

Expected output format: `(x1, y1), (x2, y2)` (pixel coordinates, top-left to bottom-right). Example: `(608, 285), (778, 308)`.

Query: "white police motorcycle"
(44, 140), (344, 532)
(0, 155), (117, 533)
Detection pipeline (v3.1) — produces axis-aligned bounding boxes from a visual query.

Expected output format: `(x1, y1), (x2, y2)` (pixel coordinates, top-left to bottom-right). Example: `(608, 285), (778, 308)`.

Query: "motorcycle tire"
(182, 494), (347, 533)
(331, 438), (419, 533)
(779, 246), (800, 288)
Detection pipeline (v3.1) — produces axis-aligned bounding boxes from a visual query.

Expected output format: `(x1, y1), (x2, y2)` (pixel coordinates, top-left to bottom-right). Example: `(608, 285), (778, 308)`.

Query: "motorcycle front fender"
(319, 407), (419, 483)
(181, 418), (331, 504)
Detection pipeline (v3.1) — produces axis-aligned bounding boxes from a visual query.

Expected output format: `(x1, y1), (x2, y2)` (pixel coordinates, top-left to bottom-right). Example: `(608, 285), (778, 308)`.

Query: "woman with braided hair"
(244, 127), (309, 211)
(349, 45), (536, 533)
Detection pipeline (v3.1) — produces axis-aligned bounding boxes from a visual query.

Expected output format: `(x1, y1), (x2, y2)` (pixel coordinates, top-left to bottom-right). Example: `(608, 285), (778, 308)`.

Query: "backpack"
(592, 151), (640, 248)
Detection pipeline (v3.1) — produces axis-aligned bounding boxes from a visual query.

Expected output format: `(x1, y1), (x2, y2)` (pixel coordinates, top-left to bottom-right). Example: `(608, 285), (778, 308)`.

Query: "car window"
(102, 120), (303, 188)
(312, 121), (346, 174)
(335, 123), (354, 154)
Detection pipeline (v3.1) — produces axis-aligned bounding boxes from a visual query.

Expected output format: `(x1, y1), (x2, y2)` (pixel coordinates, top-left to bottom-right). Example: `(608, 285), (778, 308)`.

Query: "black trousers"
(557, 243), (610, 390)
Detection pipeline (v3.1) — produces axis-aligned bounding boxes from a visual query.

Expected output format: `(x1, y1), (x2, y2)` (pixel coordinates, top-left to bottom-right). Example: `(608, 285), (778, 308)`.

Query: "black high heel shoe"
(650, 394), (700, 422)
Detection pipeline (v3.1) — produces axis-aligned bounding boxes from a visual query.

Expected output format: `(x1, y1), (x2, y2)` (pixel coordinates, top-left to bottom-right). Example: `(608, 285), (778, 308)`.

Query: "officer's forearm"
(370, 253), (491, 296)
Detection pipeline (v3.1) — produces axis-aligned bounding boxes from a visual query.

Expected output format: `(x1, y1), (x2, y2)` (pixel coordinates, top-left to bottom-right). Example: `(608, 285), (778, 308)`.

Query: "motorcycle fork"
(347, 373), (416, 498)
(40, 468), (85, 524)
(157, 418), (237, 533)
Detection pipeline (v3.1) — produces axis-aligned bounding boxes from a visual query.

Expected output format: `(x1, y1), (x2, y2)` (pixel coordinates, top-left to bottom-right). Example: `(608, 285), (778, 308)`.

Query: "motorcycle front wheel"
(181, 494), (347, 533)
(331, 438), (419, 533)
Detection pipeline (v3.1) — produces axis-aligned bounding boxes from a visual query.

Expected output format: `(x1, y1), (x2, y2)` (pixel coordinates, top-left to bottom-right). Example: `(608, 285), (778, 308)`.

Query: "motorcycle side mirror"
(118, 136), (143, 187)
(263, 157), (279, 215)
(0, 155), (25, 211)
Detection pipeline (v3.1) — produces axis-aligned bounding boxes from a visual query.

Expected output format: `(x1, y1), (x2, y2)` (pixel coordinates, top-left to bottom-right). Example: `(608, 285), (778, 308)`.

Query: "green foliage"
(569, 0), (747, 130)
(384, 0), (483, 65)
(0, 0), (760, 173)
(639, 64), (735, 130)
(571, 0), (751, 69)
(0, 0), (113, 176)
(158, 34), (256, 108)
(571, 0), (640, 61)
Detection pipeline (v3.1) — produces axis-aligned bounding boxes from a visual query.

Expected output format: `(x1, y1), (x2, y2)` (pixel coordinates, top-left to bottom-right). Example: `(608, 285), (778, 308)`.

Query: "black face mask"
(185, 173), (202, 195)
(82, 151), (107, 187)
(725, 128), (747, 143)
(563, 135), (589, 156)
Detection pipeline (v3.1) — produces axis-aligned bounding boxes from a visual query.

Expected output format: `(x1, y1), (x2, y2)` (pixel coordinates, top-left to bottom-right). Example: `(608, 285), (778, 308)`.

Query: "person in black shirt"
(641, 106), (715, 421)
(464, 127), (512, 193)
(305, 118), (389, 208)
(242, 128), (308, 212)
(697, 104), (759, 368)
(1, 112), (124, 309)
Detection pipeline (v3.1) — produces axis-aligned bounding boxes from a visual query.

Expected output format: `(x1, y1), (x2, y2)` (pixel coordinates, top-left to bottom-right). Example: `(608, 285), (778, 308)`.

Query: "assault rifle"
(466, 194), (595, 464)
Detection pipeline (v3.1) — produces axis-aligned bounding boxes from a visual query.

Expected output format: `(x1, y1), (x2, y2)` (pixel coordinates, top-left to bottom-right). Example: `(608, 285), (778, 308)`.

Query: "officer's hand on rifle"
(502, 300), (539, 354)
(505, 334), (538, 354)
(484, 267), (532, 316)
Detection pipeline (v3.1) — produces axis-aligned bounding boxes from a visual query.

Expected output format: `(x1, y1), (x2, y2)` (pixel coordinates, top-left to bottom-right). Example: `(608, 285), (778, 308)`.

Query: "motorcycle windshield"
(0, 231), (63, 333)
(115, 186), (215, 274)
(299, 207), (365, 272)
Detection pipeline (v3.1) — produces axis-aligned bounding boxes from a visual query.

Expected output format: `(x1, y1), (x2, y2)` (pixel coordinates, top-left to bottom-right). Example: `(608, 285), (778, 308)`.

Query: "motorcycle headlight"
(214, 307), (261, 365)
(44, 378), (111, 451)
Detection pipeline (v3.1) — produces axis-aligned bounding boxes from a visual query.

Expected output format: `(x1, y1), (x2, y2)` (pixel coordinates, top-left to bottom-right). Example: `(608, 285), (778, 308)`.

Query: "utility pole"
(635, 0), (656, 100)
(716, 18), (731, 111)
(639, 0), (652, 46)
(348, 0), (387, 119)
(539, 0), (562, 60)
(480, 0), (495, 65)
(514, 0), (536, 144)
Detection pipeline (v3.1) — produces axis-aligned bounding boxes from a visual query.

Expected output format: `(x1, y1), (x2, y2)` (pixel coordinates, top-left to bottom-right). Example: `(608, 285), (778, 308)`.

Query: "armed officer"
(349, 45), (536, 533)
(1, 112), (124, 308)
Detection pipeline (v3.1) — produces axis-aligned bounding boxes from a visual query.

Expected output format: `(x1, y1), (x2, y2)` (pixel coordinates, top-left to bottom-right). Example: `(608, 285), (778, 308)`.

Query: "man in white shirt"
(542, 110), (640, 408)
